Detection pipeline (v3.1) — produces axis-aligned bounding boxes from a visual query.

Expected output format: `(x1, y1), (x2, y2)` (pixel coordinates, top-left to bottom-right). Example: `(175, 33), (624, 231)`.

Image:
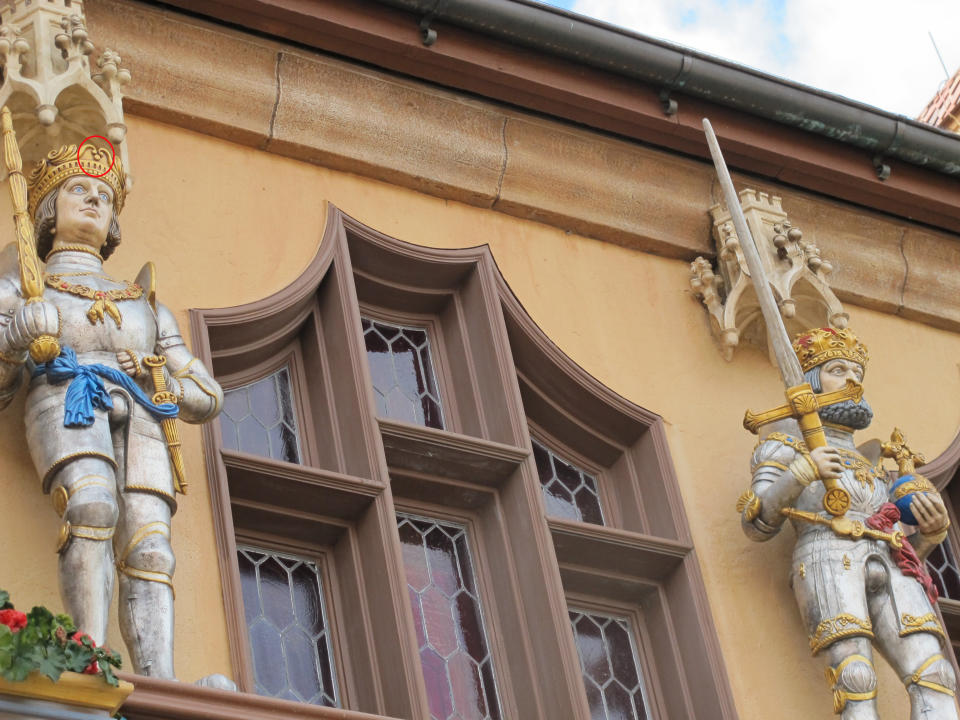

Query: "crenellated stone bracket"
(690, 189), (848, 361)
(0, 0), (131, 188)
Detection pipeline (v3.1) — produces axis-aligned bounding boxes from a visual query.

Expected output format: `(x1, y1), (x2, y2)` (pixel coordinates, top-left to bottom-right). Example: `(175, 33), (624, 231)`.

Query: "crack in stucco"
(897, 227), (908, 314)
(492, 116), (508, 208)
(264, 51), (283, 150)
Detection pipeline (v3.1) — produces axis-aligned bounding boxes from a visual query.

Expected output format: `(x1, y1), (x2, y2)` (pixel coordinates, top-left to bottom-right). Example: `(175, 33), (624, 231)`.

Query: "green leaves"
(0, 589), (122, 686)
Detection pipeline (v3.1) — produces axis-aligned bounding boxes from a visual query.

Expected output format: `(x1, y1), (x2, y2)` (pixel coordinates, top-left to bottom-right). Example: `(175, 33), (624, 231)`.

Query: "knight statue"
(740, 327), (958, 718)
(0, 141), (226, 683)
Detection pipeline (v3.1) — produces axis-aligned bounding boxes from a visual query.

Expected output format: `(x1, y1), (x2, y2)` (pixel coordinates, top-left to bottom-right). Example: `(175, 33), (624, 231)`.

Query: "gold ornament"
(736, 490), (761, 521)
(842, 554), (851, 570)
(792, 327), (868, 373)
(810, 614), (874, 654)
(51, 486), (68, 517)
(27, 143), (126, 219)
(44, 273), (142, 328)
(834, 447), (884, 489)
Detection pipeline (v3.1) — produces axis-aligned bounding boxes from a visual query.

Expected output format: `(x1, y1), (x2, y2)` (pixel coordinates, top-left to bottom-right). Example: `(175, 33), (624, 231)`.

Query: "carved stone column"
(690, 189), (847, 361)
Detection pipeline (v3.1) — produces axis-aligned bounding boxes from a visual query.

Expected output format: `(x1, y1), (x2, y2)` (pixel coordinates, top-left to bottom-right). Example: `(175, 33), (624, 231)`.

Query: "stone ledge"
(87, 0), (960, 333)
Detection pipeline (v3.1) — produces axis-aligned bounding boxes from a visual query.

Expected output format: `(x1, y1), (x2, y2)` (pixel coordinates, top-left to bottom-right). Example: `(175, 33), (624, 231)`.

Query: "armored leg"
(115, 492), (175, 678)
(50, 458), (119, 646)
(868, 584), (960, 719)
(824, 637), (879, 719)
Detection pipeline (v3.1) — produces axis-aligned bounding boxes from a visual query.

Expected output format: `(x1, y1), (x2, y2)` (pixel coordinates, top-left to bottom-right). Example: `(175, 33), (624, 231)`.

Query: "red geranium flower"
(0, 609), (27, 632)
(72, 632), (100, 674)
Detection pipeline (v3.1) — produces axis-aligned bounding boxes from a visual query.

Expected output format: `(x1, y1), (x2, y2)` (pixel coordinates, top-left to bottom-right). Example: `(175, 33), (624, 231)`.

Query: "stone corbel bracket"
(0, 0), (131, 186)
(690, 189), (848, 361)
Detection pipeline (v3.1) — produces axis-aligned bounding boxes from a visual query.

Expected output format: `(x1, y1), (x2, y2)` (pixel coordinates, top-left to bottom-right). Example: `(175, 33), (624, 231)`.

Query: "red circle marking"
(77, 136), (116, 178)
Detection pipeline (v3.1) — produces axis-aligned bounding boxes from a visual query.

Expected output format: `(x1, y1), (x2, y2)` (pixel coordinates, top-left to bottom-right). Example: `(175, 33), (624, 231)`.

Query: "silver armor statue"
(0, 144), (224, 681)
(740, 327), (958, 718)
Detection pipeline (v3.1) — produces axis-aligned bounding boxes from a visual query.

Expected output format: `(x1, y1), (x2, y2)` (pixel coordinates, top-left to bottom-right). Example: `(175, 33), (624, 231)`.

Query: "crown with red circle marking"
(792, 327), (869, 373)
(27, 144), (126, 219)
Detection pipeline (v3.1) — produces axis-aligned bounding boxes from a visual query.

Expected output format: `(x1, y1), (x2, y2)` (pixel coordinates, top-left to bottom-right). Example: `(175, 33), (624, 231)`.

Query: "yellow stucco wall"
(2, 115), (959, 717)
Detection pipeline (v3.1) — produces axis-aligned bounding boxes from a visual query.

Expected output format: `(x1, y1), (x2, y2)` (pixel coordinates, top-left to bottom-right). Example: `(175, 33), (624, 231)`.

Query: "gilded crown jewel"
(792, 327), (868, 373)
(27, 144), (126, 219)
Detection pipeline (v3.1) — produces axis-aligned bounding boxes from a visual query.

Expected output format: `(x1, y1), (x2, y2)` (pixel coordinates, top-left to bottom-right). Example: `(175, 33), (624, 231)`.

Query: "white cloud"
(570, 0), (960, 117)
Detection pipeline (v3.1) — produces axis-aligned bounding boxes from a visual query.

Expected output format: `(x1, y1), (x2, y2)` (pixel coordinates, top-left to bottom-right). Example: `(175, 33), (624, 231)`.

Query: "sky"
(536, 0), (960, 118)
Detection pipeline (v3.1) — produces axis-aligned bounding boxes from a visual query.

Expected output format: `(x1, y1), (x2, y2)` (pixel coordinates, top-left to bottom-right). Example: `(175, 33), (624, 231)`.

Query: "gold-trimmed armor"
(0, 242), (221, 679)
(741, 424), (957, 718)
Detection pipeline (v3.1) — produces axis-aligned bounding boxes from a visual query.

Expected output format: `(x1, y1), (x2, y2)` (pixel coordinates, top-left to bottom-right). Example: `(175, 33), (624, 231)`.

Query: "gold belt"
(782, 508), (904, 550)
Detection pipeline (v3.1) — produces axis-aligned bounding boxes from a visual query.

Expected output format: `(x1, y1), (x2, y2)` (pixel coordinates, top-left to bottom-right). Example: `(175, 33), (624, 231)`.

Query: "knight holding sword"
(0, 117), (225, 683)
(702, 119), (959, 718)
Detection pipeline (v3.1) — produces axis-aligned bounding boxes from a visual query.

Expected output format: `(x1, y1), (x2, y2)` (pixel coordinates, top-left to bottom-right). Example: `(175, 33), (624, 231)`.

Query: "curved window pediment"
(190, 205), (736, 719)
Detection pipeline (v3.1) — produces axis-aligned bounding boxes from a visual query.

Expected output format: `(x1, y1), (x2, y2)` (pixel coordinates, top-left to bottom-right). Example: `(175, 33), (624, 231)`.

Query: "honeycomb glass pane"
(927, 540), (960, 600)
(397, 515), (501, 720)
(569, 609), (652, 720)
(219, 367), (302, 463)
(362, 317), (445, 429)
(532, 439), (605, 525)
(237, 547), (338, 707)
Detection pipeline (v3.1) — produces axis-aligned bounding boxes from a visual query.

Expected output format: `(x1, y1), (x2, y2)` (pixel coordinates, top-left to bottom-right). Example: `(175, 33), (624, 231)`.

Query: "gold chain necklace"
(835, 447), (885, 489)
(45, 273), (143, 328)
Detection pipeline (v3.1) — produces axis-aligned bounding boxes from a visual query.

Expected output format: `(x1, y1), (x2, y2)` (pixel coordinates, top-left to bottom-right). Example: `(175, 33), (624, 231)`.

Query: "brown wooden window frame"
(190, 205), (738, 720)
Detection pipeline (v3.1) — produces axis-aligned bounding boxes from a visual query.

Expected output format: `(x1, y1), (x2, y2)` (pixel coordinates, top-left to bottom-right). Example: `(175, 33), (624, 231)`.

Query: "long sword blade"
(702, 118), (803, 387)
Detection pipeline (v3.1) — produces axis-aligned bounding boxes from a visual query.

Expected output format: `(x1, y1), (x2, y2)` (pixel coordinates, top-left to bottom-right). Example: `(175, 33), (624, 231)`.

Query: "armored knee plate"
(116, 522), (176, 596)
(55, 476), (118, 553)
(826, 654), (877, 714)
(905, 653), (956, 698)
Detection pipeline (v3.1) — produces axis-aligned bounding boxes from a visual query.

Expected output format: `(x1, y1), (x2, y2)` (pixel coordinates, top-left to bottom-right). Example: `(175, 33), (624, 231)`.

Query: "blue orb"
(890, 475), (922, 525)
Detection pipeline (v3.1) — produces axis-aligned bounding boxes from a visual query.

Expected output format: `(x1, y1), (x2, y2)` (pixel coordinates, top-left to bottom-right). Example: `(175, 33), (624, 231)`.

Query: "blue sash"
(33, 346), (179, 428)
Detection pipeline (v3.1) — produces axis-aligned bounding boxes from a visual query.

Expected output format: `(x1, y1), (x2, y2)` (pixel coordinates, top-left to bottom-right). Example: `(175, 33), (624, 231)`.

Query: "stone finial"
(0, 0), (131, 189)
(690, 189), (848, 361)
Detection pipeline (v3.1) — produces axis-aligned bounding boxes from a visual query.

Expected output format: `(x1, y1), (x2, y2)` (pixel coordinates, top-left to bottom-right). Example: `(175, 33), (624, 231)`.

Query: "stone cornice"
(86, 0), (960, 331)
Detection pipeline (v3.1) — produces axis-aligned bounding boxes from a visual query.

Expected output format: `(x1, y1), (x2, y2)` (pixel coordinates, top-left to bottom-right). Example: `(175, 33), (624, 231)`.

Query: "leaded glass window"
(569, 609), (652, 720)
(532, 439), (605, 525)
(397, 515), (501, 720)
(220, 367), (301, 463)
(362, 318), (444, 429)
(928, 540), (960, 600)
(237, 547), (338, 706)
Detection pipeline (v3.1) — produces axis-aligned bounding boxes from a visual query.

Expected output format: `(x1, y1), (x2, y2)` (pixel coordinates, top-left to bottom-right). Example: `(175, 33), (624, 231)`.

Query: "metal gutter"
(374, 0), (960, 177)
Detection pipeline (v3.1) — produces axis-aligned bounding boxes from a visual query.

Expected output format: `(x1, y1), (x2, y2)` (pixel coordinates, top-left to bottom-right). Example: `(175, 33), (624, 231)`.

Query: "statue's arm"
(0, 275), (27, 409)
(153, 302), (223, 424)
(741, 436), (817, 541)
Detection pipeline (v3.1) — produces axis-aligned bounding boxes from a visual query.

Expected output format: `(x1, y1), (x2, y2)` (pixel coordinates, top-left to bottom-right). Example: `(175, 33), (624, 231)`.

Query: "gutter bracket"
(418, 0), (448, 46)
(660, 54), (693, 116)
(419, 15), (437, 46)
(872, 119), (905, 181)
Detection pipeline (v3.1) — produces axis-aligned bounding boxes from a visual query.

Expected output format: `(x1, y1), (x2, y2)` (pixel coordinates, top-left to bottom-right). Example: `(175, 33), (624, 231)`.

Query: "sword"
(137, 261), (187, 495)
(702, 118), (849, 516)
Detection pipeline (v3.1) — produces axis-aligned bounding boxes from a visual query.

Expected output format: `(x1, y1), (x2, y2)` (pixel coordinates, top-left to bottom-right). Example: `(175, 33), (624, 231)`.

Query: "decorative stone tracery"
(0, 0), (131, 184)
(690, 189), (847, 360)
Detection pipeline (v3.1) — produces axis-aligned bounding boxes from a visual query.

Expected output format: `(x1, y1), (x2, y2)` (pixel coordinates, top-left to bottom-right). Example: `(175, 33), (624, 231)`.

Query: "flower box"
(0, 671), (133, 718)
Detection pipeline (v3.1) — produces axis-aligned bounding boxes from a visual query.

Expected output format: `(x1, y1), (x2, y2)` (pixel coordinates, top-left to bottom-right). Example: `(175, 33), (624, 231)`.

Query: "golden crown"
(792, 327), (869, 373)
(27, 144), (126, 219)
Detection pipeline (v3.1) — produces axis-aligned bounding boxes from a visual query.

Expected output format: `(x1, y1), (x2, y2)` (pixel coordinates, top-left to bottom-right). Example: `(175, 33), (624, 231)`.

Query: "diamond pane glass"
(220, 367), (302, 463)
(532, 439), (605, 525)
(928, 540), (960, 600)
(362, 318), (445, 429)
(569, 609), (652, 720)
(397, 515), (501, 720)
(237, 547), (338, 707)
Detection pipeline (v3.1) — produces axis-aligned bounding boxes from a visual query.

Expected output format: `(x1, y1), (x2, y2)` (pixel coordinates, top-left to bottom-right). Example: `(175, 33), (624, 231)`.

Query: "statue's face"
(819, 358), (864, 393)
(54, 176), (114, 250)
